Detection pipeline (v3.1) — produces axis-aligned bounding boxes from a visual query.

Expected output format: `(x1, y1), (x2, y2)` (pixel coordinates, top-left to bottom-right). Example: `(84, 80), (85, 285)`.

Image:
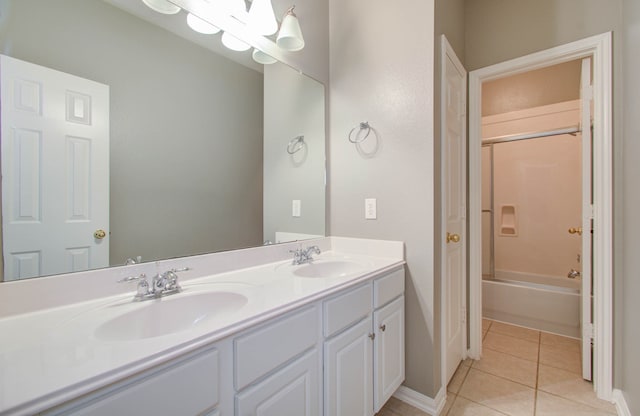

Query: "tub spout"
(567, 269), (581, 279)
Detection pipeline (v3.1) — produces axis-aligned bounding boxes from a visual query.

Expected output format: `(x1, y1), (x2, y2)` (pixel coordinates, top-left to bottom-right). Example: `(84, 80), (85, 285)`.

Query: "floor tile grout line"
(483, 344), (540, 364)
(537, 389), (619, 415)
(534, 329), (541, 415)
(460, 366), (537, 394)
(450, 394), (513, 416)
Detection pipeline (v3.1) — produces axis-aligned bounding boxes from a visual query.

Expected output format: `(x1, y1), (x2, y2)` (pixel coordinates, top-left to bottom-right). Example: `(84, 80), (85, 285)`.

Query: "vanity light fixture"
(140, 0), (305, 64)
(187, 13), (221, 34)
(276, 6), (305, 52)
(247, 0), (278, 36)
(252, 48), (278, 64)
(221, 31), (251, 51)
(141, 0), (181, 15)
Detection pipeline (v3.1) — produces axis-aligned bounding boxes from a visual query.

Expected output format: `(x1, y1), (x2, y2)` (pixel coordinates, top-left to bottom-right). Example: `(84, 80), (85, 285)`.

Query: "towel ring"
(348, 122), (372, 143)
(287, 135), (305, 154)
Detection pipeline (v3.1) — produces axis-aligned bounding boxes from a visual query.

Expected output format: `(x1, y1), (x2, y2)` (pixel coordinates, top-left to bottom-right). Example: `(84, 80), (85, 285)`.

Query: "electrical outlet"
(365, 198), (377, 219)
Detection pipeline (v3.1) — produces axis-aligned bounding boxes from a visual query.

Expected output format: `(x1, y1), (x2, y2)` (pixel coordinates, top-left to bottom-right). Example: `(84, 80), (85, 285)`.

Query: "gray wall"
(263, 63), (326, 242)
(464, 0), (623, 72)
(464, 0), (634, 407)
(329, 0), (439, 397)
(0, 0), (264, 265)
(620, 0), (640, 412)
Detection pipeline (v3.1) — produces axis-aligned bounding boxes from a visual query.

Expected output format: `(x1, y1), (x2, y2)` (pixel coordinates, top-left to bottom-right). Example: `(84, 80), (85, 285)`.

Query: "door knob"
(446, 232), (460, 243)
(568, 227), (583, 236)
(94, 229), (107, 239)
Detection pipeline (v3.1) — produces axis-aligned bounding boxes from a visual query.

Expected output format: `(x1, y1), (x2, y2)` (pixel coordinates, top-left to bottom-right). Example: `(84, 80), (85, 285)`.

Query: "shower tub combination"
(480, 101), (584, 338)
(482, 272), (580, 338)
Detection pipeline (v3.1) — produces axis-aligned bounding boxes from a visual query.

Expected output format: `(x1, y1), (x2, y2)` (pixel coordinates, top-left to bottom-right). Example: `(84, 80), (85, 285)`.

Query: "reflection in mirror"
(0, 0), (325, 281)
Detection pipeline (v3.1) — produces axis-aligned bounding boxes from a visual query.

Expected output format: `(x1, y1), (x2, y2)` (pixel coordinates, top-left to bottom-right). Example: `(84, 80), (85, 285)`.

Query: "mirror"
(0, 0), (326, 281)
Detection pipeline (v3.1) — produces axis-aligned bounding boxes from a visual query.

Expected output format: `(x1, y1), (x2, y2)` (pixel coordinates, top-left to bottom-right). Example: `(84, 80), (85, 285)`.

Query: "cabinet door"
(324, 317), (373, 416)
(236, 349), (320, 416)
(373, 296), (405, 412)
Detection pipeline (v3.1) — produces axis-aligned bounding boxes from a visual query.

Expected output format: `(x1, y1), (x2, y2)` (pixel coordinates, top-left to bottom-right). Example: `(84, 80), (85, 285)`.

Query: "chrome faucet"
(290, 245), (321, 265)
(118, 267), (189, 301)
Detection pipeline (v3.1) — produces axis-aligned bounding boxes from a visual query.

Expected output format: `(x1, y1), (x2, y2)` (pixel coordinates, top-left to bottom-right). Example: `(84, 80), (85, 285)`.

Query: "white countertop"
(0, 238), (404, 415)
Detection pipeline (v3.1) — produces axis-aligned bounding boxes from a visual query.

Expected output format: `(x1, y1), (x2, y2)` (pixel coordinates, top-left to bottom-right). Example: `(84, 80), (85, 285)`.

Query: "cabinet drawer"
(45, 347), (219, 416)
(373, 268), (404, 308)
(236, 348), (320, 416)
(323, 284), (372, 337)
(235, 306), (319, 390)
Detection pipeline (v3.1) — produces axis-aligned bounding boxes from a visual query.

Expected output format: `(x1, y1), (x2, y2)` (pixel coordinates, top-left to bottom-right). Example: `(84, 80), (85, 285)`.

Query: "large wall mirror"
(0, 0), (326, 281)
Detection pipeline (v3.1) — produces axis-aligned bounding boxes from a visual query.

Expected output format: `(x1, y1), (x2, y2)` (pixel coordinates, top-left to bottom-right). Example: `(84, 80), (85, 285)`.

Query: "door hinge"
(461, 307), (467, 324)
(584, 323), (594, 340)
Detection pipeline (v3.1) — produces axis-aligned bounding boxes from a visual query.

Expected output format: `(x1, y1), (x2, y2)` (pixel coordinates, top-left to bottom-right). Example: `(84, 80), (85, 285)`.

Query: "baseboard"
(393, 385), (446, 415)
(612, 389), (631, 416)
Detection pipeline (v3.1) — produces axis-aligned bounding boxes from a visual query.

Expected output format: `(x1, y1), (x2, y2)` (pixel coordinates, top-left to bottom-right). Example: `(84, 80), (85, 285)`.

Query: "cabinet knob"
(379, 324), (386, 332)
(368, 333), (376, 340)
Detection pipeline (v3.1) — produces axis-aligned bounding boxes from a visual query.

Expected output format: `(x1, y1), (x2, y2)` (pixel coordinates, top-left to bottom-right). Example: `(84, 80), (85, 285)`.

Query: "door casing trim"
(467, 32), (613, 400)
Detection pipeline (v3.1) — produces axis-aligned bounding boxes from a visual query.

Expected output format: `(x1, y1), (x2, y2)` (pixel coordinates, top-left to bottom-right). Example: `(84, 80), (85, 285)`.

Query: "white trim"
(468, 32), (613, 398)
(439, 34), (468, 391)
(612, 389), (632, 416)
(393, 386), (446, 416)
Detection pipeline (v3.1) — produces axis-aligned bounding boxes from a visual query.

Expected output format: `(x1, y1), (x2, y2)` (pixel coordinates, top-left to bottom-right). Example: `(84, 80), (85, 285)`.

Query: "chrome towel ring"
(349, 122), (372, 143)
(287, 135), (305, 154)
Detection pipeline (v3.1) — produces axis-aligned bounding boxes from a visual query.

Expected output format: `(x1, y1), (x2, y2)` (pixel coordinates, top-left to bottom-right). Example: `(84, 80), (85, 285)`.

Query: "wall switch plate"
(292, 200), (301, 217)
(365, 198), (377, 219)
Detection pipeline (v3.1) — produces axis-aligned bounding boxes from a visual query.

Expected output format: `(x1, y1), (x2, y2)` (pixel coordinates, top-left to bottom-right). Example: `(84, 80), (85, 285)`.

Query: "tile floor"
(377, 319), (617, 416)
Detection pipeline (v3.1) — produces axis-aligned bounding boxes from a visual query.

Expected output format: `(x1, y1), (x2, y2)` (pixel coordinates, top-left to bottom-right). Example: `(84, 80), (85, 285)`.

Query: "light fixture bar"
(168, 0), (290, 61)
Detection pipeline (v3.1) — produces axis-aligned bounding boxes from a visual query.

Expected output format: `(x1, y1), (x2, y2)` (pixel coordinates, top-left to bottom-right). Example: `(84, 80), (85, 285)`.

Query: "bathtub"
(482, 271), (581, 338)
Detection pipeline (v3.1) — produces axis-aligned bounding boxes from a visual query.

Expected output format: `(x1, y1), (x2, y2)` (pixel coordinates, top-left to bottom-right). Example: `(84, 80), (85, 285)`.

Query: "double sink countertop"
(0, 237), (404, 416)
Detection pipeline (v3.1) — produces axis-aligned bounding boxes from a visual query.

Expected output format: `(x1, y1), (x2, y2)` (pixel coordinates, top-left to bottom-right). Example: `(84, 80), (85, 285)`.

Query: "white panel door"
(441, 36), (467, 384)
(373, 296), (404, 413)
(580, 57), (594, 381)
(324, 317), (373, 416)
(0, 55), (109, 280)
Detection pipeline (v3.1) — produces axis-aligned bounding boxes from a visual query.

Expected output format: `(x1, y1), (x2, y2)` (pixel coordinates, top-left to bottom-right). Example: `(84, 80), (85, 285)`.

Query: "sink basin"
(95, 291), (248, 341)
(292, 259), (369, 278)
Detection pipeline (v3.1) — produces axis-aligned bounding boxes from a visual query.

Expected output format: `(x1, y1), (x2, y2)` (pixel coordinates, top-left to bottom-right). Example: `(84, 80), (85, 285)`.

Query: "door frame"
(440, 35), (467, 390)
(467, 32), (613, 400)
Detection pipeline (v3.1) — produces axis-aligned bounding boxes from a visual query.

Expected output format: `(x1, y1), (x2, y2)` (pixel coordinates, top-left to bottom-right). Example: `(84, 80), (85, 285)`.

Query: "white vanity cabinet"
(323, 268), (405, 415)
(42, 342), (232, 416)
(233, 305), (322, 416)
(37, 266), (404, 416)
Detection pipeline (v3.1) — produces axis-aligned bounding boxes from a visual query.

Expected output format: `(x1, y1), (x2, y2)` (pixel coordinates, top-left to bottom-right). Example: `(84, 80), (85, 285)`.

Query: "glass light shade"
(187, 13), (220, 34)
(221, 31), (251, 51)
(226, 0), (247, 16)
(276, 8), (305, 51)
(141, 0), (180, 15)
(252, 48), (277, 65)
(247, 0), (278, 36)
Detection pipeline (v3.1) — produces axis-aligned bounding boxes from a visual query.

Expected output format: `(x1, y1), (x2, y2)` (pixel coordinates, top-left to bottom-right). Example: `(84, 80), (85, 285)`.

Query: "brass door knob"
(568, 227), (583, 236)
(94, 229), (107, 239)
(446, 232), (461, 243)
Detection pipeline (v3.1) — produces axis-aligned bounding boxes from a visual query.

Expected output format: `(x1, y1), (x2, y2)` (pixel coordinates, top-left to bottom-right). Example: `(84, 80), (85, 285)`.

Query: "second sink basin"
(95, 291), (248, 341)
(292, 259), (370, 278)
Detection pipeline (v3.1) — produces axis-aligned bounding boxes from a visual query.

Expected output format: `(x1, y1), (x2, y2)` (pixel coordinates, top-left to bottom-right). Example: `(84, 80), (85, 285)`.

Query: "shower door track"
(483, 126), (580, 145)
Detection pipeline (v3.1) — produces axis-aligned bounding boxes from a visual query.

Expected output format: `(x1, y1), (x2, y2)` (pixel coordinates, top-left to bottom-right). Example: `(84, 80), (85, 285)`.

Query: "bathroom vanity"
(0, 237), (405, 416)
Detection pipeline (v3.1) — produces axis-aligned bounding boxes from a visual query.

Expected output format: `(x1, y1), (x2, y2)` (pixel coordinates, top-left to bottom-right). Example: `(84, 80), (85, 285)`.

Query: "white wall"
(329, 0), (438, 397)
(263, 63), (326, 243)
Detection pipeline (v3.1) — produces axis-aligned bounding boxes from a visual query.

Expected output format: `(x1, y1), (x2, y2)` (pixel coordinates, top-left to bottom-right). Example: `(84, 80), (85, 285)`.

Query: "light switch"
(292, 200), (301, 217)
(365, 198), (377, 219)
